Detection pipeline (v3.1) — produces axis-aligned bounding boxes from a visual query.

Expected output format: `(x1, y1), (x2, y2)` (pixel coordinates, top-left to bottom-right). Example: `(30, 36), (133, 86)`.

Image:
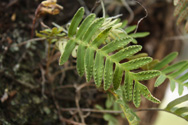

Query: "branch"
(61, 107), (123, 114)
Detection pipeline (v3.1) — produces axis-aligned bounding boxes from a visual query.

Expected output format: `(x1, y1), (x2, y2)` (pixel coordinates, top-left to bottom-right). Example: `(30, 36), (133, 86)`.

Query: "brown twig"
(75, 84), (86, 124)
(52, 66), (76, 80)
(12, 38), (45, 47)
(61, 107), (123, 114)
(39, 64), (47, 99)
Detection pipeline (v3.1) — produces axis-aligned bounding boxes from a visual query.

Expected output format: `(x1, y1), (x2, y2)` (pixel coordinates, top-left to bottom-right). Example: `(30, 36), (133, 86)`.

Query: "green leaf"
(82, 18), (104, 43)
(165, 94), (188, 111)
(154, 74), (166, 87)
(120, 20), (128, 28)
(130, 32), (150, 38)
(77, 45), (86, 76)
(91, 27), (112, 47)
(125, 25), (137, 34)
(121, 57), (152, 70)
(178, 84), (184, 95)
(113, 65), (123, 90)
(111, 45), (142, 62)
(162, 61), (188, 74)
(100, 37), (132, 54)
(84, 48), (95, 81)
(133, 70), (160, 81)
(76, 14), (96, 39)
(169, 64), (188, 78)
(174, 107), (188, 115)
(154, 52), (178, 70)
(138, 82), (160, 103)
(170, 79), (176, 92)
(68, 7), (84, 37)
(104, 58), (113, 90)
(94, 53), (104, 87)
(133, 82), (141, 108)
(177, 72), (188, 83)
(123, 72), (133, 101)
(59, 40), (76, 65)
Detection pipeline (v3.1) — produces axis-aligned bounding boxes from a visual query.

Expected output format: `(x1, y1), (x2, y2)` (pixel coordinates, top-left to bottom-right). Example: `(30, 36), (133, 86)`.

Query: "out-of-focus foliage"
(174, 0), (188, 32)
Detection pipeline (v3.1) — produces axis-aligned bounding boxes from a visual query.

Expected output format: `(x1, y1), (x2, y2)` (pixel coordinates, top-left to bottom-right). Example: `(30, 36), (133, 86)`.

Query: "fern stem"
(100, 0), (105, 18)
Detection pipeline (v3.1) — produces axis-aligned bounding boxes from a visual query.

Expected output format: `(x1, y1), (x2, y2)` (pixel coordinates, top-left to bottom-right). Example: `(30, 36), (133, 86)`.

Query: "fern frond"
(68, 7), (84, 37)
(153, 52), (178, 70)
(59, 7), (161, 108)
(165, 94), (188, 121)
(123, 72), (133, 101)
(132, 70), (160, 81)
(154, 52), (188, 95)
(133, 82), (141, 107)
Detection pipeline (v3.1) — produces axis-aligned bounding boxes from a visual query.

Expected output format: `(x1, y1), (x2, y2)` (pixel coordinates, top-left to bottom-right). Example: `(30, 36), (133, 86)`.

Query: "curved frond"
(154, 52), (188, 95)
(165, 94), (188, 121)
(59, 7), (161, 108)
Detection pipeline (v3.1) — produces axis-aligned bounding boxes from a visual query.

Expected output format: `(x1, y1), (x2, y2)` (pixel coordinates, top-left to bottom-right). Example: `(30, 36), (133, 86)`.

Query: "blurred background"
(0, 0), (188, 124)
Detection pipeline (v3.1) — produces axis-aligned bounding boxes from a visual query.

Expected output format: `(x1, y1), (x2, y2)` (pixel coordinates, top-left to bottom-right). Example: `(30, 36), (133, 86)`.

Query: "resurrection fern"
(37, 7), (188, 125)
(59, 7), (160, 105)
(154, 52), (188, 95)
(57, 7), (161, 123)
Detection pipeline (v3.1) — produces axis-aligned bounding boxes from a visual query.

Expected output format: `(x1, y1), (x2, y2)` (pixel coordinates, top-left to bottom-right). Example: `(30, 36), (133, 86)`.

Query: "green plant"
(37, 7), (188, 125)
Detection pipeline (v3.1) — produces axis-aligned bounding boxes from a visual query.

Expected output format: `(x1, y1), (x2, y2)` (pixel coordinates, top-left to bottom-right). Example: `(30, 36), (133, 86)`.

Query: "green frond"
(162, 61), (188, 74)
(59, 7), (162, 111)
(133, 70), (160, 81)
(125, 25), (137, 34)
(91, 27), (112, 47)
(82, 18), (104, 43)
(138, 82), (160, 103)
(94, 53), (104, 87)
(76, 14), (96, 39)
(77, 45), (86, 76)
(153, 52), (188, 95)
(154, 74), (166, 87)
(133, 82), (141, 108)
(153, 52), (178, 70)
(100, 37), (132, 54)
(177, 72), (188, 83)
(166, 94), (188, 111)
(123, 72), (133, 101)
(59, 40), (76, 65)
(111, 45), (142, 62)
(68, 7), (84, 37)
(129, 32), (150, 38)
(104, 58), (113, 90)
(174, 107), (188, 116)
(169, 64), (188, 78)
(113, 65), (123, 90)
(121, 57), (152, 70)
(178, 84), (184, 95)
(85, 48), (95, 81)
(169, 79), (176, 92)
(165, 94), (188, 121)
